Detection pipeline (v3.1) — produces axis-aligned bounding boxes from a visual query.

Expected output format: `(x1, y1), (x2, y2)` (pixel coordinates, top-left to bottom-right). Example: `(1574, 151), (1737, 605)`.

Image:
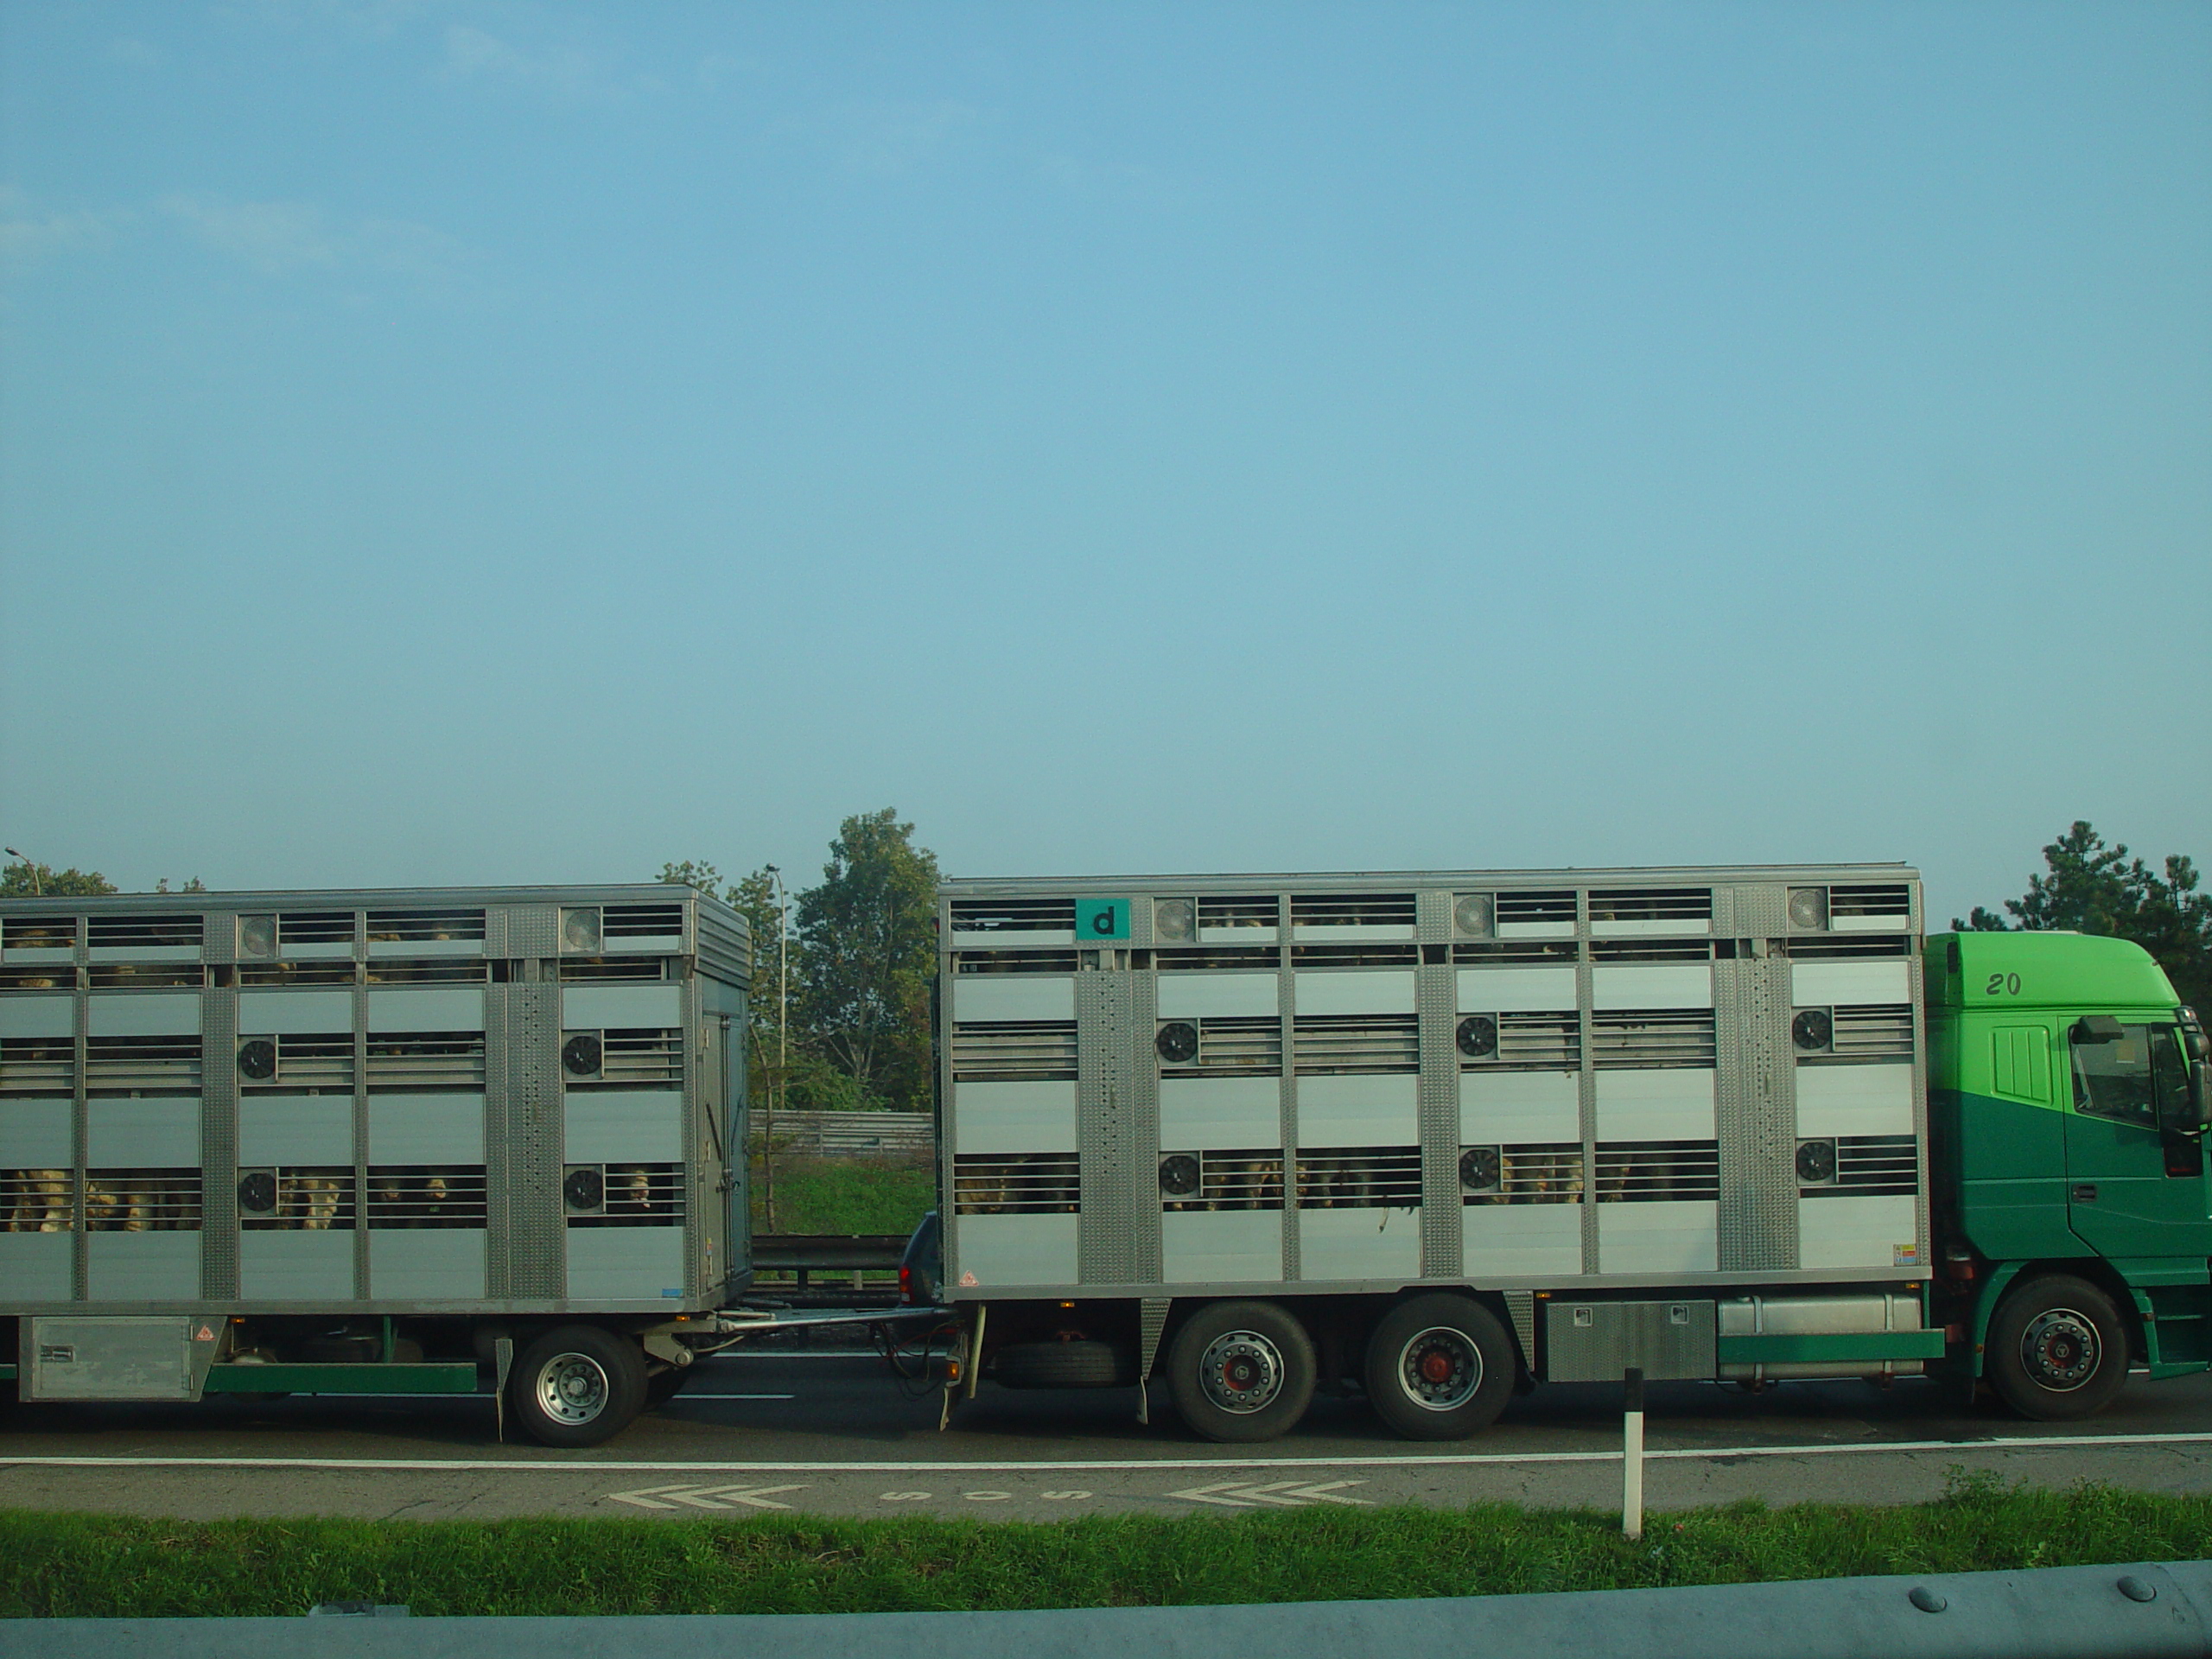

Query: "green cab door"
(2063, 1020), (2212, 1261)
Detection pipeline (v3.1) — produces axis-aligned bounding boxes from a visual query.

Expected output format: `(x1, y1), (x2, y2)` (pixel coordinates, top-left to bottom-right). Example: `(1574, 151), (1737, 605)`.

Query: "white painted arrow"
(607, 1485), (690, 1510)
(693, 1484), (806, 1510)
(1166, 1479), (1371, 1509)
(606, 1484), (807, 1511)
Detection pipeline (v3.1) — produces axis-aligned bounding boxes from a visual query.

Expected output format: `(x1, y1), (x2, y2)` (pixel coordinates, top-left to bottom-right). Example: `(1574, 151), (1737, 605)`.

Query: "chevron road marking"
(1167, 1479), (1371, 1509)
(607, 1484), (806, 1511)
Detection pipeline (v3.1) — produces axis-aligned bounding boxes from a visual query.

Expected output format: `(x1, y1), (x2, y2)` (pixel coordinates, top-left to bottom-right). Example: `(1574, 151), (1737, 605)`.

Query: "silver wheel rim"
(1396, 1325), (1483, 1411)
(1197, 1330), (1285, 1414)
(535, 1351), (611, 1425)
(2021, 1308), (2100, 1391)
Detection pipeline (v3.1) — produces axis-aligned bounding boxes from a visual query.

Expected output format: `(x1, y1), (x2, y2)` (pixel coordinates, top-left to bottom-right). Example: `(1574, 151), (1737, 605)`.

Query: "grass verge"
(5, 1478), (2207, 1618)
(752, 1153), (934, 1236)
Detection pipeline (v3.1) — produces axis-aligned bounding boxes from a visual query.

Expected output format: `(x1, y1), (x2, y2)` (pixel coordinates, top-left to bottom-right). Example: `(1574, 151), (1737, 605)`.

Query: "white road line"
(678, 1394), (798, 1401)
(3, 1431), (2209, 1475)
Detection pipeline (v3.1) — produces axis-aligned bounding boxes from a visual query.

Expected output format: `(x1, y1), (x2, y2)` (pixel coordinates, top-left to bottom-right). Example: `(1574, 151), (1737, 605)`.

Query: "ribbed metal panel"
(505, 982), (563, 1299)
(200, 982), (238, 1298)
(1715, 885), (1799, 1272)
(1276, 939), (1300, 1282)
(1076, 967), (1135, 1285)
(1416, 958), (1461, 1277)
(1128, 967), (1162, 1285)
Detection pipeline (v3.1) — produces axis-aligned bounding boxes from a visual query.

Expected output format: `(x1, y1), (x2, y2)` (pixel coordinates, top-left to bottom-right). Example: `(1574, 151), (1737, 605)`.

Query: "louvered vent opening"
(368, 1166), (489, 1228)
(1590, 939), (1712, 963)
(1161, 1149), (1285, 1211)
(0, 964), (76, 990)
(281, 912), (355, 945)
(87, 915), (202, 950)
(239, 960), (357, 987)
(955, 950), (1081, 975)
(950, 899), (1076, 934)
(1496, 1012), (1582, 1069)
(1832, 1135), (1916, 1194)
(84, 1169), (201, 1230)
(1827, 1005), (1915, 1059)
(1829, 885), (1911, 919)
(1592, 1012), (1717, 1069)
(365, 908), (485, 944)
(1453, 940), (1579, 965)
(605, 904), (684, 938)
(1, 1168), (73, 1230)
(239, 1167), (357, 1230)
(85, 1036), (202, 1096)
(1298, 1147), (1422, 1208)
(88, 963), (203, 988)
(953, 1153), (1080, 1215)
(242, 1034), (354, 1093)
(367, 1033), (486, 1091)
(366, 958), (489, 985)
(1293, 1014), (1420, 1074)
(1290, 893), (1416, 928)
(1158, 1016), (1282, 1077)
(3, 916), (76, 949)
(0, 1036), (73, 1096)
(1591, 888), (1713, 923)
(1291, 944), (1419, 968)
(950, 1021), (1078, 1082)
(1497, 892), (1577, 927)
(567, 1162), (685, 1226)
(1782, 935), (1912, 959)
(1461, 1143), (1584, 1205)
(1155, 946), (1281, 970)
(1597, 1141), (1720, 1201)
(557, 957), (668, 982)
(1200, 897), (1279, 930)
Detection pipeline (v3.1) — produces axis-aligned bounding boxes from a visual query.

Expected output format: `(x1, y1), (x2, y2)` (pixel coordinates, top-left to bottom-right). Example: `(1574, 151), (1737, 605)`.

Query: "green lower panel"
(0, 1364), (16, 1382)
(200, 1363), (481, 1395)
(1717, 1331), (1947, 1365)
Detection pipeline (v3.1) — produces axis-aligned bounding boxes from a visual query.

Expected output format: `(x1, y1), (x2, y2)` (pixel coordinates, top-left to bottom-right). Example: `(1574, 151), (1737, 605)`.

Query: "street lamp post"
(762, 865), (788, 1231)
(3, 849), (36, 896)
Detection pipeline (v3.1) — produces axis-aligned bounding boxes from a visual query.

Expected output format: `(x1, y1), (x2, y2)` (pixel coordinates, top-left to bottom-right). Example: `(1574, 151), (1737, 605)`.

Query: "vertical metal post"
(1623, 1365), (1645, 1541)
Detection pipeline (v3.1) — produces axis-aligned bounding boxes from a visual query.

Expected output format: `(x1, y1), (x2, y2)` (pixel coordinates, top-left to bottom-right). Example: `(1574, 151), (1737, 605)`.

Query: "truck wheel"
(1986, 1275), (2129, 1421)
(993, 1340), (1137, 1389)
(1363, 1294), (1516, 1441)
(1166, 1300), (1316, 1443)
(509, 1325), (647, 1446)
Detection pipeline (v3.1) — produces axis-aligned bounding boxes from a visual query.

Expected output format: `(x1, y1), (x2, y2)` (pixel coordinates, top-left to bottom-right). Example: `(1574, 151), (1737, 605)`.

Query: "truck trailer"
(933, 865), (2210, 1440)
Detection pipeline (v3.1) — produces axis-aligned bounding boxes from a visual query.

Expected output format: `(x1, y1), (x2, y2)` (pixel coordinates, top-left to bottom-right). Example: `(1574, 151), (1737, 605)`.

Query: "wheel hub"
(2020, 1308), (2099, 1391)
(537, 1352), (611, 1424)
(1198, 1331), (1286, 1414)
(1396, 1325), (1482, 1411)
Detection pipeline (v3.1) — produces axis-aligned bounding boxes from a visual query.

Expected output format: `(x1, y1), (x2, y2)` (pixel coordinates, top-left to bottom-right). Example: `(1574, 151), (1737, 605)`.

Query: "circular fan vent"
(563, 1033), (604, 1076)
(1459, 1147), (1501, 1192)
(563, 1166), (605, 1211)
(561, 907), (602, 953)
(237, 1171), (277, 1214)
(1456, 1015), (1498, 1059)
(238, 916), (277, 959)
(1792, 1008), (1833, 1052)
(237, 1039), (276, 1081)
(1154, 899), (1195, 942)
(1453, 893), (1494, 938)
(1159, 1154), (1201, 1197)
(1155, 1021), (1199, 1065)
(1788, 887), (1828, 930)
(1796, 1139), (1837, 1185)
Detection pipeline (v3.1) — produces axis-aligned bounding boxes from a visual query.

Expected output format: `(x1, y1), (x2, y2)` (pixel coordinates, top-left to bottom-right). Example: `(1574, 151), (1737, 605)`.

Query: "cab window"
(2071, 1023), (2186, 1128)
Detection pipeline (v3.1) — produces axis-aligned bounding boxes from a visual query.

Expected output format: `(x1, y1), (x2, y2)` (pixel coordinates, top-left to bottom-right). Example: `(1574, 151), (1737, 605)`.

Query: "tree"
(1955, 821), (2212, 1014)
(791, 809), (940, 1114)
(1, 859), (118, 897)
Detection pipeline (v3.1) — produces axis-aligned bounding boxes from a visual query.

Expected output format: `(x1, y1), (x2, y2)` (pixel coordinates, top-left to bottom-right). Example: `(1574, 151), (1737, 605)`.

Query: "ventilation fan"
(238, 1039), (277, 1081)
(1453, 893), (1494, 938)
(1456, 1015), (1499, 1059)
(1796, 1138), (1838, 1185)
(1787, 887), (1828, 930)
(1792, 1008), (1834, 1052)
(1154, 898), (1195, 942)
(561, 907), (603, 953)
(563, 1166), (605, 1212)
(1159, 1154), (1200, 1197)
(238, 915), (277, 959)
(562, 1033), (604, 1077)
(1459, 1146), (1501, 1192)
(1155, 1021), (1199, 1065)
(237, 1171), (277, 1213)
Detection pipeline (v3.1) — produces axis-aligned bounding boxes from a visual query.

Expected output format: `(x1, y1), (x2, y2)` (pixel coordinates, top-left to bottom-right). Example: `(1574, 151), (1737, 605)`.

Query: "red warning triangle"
(194, 1325), (215, 1342)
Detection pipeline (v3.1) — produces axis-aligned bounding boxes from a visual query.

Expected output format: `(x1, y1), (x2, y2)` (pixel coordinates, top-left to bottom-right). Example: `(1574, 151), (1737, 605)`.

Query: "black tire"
(508, 1325), (647, 1447)
(1986, 1274), (2129, 1421)
(645, 1364), (692, 1408)
(1363, 1294), (1517, 1441)
(993, 1340), (1136, 1389)
(1166, 1300), (1316, 1444)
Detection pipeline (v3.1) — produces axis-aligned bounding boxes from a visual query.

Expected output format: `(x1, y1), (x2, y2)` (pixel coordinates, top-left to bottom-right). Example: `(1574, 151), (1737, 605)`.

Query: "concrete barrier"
(10, 1560), (2210, 1659)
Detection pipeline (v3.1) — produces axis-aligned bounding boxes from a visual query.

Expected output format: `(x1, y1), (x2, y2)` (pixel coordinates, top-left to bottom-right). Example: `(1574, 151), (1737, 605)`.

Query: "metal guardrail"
(758, 1111), (932, 1157)
(747, 1234), (907, 1300)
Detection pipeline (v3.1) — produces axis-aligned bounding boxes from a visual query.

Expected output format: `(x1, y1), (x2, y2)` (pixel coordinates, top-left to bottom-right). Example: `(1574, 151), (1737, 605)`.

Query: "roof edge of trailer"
(0, 883), (741, 912)
(938, 861), (1921, 894)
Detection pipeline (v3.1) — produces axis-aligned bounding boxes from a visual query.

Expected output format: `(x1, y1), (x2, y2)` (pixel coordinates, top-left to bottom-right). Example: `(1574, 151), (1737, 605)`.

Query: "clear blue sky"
(3, 2), (2207, 924)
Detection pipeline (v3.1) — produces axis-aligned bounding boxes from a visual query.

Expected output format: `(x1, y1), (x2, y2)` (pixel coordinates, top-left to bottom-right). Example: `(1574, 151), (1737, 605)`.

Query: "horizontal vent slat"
(953, 1153), (1080, 1214)
(1592, 1011), (1716, 1069)
(1596, 1140), (1719, 1201)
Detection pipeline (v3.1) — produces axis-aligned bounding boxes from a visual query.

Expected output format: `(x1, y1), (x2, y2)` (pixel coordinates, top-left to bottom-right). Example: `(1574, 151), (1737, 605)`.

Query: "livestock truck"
(0, 884), (901, 1446)
(932, 864), (2211, 1440)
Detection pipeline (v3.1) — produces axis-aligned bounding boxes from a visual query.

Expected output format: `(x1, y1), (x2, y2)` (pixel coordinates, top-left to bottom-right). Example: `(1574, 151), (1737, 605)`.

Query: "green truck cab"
(1927, 931), (2212, 1417)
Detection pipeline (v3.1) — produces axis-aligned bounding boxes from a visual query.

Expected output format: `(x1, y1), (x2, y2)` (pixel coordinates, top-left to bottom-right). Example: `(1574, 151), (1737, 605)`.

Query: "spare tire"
(992, 1340), (1137, 1389)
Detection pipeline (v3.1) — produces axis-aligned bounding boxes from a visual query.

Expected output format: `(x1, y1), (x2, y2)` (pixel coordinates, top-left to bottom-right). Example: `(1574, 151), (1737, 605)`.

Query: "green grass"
(752, 1154), (934, 1236)
(5, 1478), (2207, 1618)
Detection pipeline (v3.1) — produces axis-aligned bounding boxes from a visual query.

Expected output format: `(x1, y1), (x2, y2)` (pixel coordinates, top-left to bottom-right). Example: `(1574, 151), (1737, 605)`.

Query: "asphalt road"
(4, 1350), (2209, 1523)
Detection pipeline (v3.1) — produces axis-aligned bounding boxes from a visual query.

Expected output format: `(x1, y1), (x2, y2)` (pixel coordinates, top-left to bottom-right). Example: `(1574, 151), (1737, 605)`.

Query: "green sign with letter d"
(1075, 898), (1130, 941)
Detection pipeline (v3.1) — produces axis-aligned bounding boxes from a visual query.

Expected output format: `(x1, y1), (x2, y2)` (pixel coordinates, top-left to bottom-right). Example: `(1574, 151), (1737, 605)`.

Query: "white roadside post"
(1623, 1367), (1645, 1541)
